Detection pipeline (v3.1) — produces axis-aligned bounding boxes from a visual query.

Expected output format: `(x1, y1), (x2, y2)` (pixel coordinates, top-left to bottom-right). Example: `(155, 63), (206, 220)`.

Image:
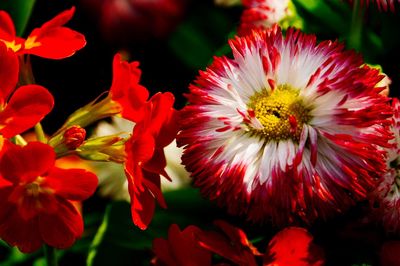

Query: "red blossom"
(0, 42), (54, 138)
(0, 7), (86, 59)
(196, 220), (261, 266)
(109, 53), (149, 122)
(264, 227), (324, 266)
(0, 141), (98, 253)
(124, 92), (179, 230)
(152, 224), (212, 266)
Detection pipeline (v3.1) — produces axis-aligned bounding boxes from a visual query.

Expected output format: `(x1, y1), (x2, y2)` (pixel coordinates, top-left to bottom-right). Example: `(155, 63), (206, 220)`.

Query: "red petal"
(264, 227), (324, 266)
(0, 208), (42, 253)
(39, 198), (83, 249)
(45, 167), (98, 201)
(130, 177), (156, 230)
(0, 11), (16, 41)
(110, 53), (149, 122)
(24, 27), (86, 59)
(0, 42), (18, 105)
(38, 7), (75, 31)
(152, 224), (212, 266)
(0, 141), (55, 184)
(0, 85), (54, 138)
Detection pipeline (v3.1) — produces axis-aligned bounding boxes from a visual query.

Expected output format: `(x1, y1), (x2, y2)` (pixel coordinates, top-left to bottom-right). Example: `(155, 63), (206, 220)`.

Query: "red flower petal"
(380, 241), (400, 266)
(264, 227), (324, 266)
(109, 53), (149, 122)
(39, 197), (84, 249)
(0, 85), (54, 138)
(0, 42), (18, 105)
(0, 11), (16, 41)
(23, 7), (86, 59)
(196, 221), (259, 266)
(0, 209), (42, 253)
(45, 167), (98, 201)
(0, 141), (55, 184)
(152, 224), (212, 266)
(129, 174), (156, 230)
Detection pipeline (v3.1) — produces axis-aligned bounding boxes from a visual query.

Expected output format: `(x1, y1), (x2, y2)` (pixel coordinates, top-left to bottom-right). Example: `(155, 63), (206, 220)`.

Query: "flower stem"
(44, 245), (58, 266)
(35, 123), (47, 143)
(348, 0), (363, 51)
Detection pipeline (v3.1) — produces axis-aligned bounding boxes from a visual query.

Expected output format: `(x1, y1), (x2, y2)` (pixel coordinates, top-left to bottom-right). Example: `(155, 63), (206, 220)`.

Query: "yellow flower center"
(24, 36), (41, 49)
(247, 84), (310, 141)
(1, 39), (21, 52)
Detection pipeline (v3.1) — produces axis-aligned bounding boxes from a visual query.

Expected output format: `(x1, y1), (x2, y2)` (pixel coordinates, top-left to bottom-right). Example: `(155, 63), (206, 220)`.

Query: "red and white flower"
(178, 26), (392, 225)
(369, 98), (400, 234)
(349, 0), (399, 12)
(239, 0), (290, 35)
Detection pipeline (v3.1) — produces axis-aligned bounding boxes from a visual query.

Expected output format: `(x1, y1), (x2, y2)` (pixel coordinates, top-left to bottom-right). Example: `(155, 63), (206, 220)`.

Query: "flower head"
(348, 0), (399, 12)
(239, 0), (290, 35)
(178, 26), (392, 225)
(0, 42), (54, 138)
(0, 141), (98, 253)
(0, 7), (86, 59)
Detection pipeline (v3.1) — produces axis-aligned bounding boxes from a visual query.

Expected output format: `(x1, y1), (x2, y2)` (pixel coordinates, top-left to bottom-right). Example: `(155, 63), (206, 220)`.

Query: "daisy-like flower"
(349, 0), (399, 12)
(178, 26), (392, 225)
(0, 140), (98, 253)
(0, 42), (54, 138)
(369, 98), (400, 234)
(239, 0), (291, 35)
(0, 7), (86, 59)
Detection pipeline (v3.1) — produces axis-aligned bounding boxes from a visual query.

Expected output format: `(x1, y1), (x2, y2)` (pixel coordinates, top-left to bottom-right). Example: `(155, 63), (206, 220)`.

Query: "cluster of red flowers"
(152, 221), (324, 266)
(0, 6), (179, 253)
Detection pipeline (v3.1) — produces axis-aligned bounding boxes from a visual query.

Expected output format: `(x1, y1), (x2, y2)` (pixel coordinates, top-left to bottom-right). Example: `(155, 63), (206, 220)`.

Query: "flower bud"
(64, 125), (86, 149)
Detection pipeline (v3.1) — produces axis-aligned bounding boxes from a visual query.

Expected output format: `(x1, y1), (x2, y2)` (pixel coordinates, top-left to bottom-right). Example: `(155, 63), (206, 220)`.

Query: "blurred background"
(1, 0), (400, 265)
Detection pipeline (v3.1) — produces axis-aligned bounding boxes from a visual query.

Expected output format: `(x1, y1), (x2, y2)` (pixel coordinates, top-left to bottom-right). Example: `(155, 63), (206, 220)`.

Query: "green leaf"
(0, 0), (36, 36)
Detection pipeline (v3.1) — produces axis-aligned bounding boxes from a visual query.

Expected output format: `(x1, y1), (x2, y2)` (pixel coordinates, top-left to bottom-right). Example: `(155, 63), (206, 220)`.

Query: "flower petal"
(39, 197), (84, 249)
(110, 53), (149, 122)
(45, 167), (98, 201)
(0, 141), (55, 184)
(0, 85), (54, 138)
(23, 7), (86, 59)
(0, 42), (18, 105)
(0, 11), (16, 41)
(0, 207), (42, 253)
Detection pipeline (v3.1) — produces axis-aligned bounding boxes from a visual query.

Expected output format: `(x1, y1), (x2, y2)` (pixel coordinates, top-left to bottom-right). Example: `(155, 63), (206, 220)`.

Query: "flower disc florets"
(178, 26), (393, 225)
(247, 84), (310, 141)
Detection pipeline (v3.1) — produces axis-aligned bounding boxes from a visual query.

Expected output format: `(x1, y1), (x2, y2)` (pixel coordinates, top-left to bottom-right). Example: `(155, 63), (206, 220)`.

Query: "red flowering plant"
(0, 0), (400, 265)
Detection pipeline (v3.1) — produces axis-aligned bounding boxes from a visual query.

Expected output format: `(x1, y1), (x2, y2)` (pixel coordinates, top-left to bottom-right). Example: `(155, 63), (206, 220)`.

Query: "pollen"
(247, 84), (311, 141)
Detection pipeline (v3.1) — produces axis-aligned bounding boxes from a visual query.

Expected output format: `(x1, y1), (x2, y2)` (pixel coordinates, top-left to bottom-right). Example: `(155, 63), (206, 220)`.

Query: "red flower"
(124, 92), (179, 229)
(109, 53), (149, 122)
(264, 227), (324, 266)
(348, 0), (399, 11)
(0, 141), (98, 253)
(0, 42), (54, 138)
(0, 6), (86, 59)
(152, 224), (212, 266)
(196, 220), (262, 266)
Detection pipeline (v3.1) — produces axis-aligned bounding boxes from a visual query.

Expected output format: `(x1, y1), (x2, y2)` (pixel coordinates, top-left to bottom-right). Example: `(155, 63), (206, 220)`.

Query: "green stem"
(44, 245), (58, 266)
(35, 123), (47, 143)
(348, 0), (363, 51)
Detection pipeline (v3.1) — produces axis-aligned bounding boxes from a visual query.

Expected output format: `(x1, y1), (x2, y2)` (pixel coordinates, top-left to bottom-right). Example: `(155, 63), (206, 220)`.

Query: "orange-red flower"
(152, 224), (212, 266)
(124, 92), (179, 230)
(0, 140), (98, 253)
(109, 53), (149, 123)
(264, 227), (324, 266)
(0, 42), (53, 138)
(196, 220), (261, 266)
(0, 6), (86, 59)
